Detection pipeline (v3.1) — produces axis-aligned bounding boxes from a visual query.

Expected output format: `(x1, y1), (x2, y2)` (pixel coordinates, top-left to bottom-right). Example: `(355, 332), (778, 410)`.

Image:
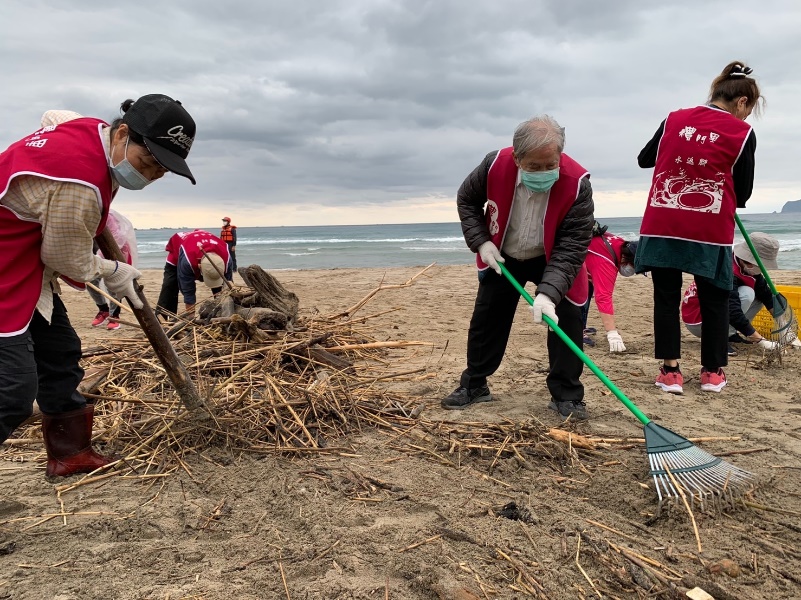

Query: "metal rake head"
(644, 423), (756, 514)
(770, 294), (798, 346)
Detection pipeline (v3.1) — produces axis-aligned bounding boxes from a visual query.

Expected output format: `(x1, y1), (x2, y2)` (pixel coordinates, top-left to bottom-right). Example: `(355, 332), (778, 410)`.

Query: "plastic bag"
(99, 209), (139, 267)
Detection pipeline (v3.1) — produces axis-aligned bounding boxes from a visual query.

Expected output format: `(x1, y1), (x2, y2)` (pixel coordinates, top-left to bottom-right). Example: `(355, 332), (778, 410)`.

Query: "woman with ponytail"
(635, 62), (763, 395)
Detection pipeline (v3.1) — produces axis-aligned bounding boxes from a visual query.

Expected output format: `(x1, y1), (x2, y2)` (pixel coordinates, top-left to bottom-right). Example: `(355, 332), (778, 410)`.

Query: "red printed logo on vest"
(24, 124), (58, 149)
(486, 200), (500, 235)
(649, 120), (728, 214)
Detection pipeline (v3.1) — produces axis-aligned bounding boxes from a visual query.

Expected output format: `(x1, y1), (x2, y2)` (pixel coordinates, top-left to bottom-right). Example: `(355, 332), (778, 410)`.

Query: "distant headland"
(781, 199), (801, 213)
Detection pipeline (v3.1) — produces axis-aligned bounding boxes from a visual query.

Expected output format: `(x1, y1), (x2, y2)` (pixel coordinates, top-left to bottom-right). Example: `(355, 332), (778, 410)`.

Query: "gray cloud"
(1, 0), (799, 224)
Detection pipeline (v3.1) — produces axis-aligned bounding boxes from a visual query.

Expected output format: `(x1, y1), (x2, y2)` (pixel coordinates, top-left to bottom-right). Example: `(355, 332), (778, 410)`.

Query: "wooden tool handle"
(95, 228), (209, 416)
(198, 245), (234, 290)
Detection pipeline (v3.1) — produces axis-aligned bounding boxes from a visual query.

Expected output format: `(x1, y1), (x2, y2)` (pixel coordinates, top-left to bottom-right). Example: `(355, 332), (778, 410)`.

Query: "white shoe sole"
(700, 381), (727, 392)
(655, 382), (683, 394)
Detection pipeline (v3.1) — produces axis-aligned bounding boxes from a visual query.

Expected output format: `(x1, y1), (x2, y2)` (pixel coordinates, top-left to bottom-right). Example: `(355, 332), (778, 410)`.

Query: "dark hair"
(622, 240), (638, 261)
(109, 98), (145, 145)
(591, 220), (608, 237)
(709, 61), (764, 117)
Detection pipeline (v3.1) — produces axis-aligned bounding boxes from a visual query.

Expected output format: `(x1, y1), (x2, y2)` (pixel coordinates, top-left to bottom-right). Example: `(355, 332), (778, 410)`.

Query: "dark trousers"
(651, 267), (728, 370)
(581, 281), (595, 329)
(156, 263), (179, 316)
(460, 255), (585, 403)
(226, 242), (237, 277)
(0, 296), (86, 443)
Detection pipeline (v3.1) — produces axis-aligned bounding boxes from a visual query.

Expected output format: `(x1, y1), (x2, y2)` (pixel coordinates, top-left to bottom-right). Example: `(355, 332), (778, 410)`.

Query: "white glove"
(100, 259), (143, 309)
(757, 339), (779, 351)
(529, 293), (558, 326)
(478, 241), (504, 275)
(607, 330), (626, 352)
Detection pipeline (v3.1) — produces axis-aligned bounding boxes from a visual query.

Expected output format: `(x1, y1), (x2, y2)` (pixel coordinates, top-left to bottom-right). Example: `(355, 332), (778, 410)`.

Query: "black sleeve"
(754, 276), (774, 312)
(537, 177), (595, 304)
(232, 227), (237, 245)
(637, 120), (666, 168)
(733, 130), (756, 208)
(456, 151), (498, 252)
(729, 286), (755, 336)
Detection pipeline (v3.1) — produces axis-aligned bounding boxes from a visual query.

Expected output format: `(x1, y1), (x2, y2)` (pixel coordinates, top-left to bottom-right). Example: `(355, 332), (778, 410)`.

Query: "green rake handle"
(735, 214), (779, 295)
(498, 262), (651, 426)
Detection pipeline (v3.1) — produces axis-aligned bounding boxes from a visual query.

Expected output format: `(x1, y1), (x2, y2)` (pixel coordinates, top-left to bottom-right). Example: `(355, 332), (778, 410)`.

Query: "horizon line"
(133, 211), (795, 230)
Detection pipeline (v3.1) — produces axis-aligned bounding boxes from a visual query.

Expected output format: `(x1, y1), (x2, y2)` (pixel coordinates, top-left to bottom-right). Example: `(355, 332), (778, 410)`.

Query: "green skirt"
(634, 236), (733, 290)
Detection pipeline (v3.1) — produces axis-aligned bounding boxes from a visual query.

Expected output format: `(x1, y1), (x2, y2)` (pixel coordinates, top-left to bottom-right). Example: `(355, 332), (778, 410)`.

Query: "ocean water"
(134, 212), (801, 271)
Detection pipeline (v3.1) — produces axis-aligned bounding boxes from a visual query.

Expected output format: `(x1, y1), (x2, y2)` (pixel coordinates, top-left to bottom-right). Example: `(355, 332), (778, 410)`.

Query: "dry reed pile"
(2, 267), (440, 480)
(2, 264), (607, 484)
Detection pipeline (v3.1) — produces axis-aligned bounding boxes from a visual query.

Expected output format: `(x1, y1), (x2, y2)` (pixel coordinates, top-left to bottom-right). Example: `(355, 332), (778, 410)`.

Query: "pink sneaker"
(91, 310), (110, 327)
(107, 320), (122, 331)
(655, 367), (683, 394)
(700, 368), (727, 392)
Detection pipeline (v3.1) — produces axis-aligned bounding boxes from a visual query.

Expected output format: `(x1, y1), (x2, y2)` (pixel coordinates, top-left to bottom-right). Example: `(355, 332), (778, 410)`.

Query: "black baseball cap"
(122, 94), (197, 184)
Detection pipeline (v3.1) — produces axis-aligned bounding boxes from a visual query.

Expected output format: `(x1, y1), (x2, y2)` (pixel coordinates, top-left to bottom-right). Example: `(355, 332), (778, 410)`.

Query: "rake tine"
(645, 422), (755, 512)
(735, 215), (799, 345)
(498, 263), (757, 509)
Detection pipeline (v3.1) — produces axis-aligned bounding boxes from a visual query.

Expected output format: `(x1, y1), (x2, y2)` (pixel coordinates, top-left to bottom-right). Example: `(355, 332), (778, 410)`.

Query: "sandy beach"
(2, 264), (801, 599)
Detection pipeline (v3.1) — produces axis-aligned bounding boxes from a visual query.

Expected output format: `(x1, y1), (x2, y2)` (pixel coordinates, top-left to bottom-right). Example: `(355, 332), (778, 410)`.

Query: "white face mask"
(109, 137), (152, 190)
(743, 264), (762, 276)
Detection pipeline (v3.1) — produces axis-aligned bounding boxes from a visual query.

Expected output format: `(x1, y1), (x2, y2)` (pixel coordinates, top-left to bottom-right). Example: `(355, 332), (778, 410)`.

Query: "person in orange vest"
(220, 216), (237, 278)
(0, 94), (197, 477)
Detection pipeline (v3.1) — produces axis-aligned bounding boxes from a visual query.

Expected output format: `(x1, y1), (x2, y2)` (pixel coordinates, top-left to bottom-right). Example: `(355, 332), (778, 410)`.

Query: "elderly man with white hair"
(442, 115), (595, 420)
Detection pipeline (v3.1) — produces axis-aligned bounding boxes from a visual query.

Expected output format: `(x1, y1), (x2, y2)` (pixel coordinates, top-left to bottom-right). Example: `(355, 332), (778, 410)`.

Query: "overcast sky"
(1, 0), (799, 228)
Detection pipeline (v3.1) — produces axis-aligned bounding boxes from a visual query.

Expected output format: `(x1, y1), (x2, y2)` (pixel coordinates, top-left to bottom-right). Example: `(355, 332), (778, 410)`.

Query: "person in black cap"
(115, 94), (196, 186)
(0, 94), (197, 479)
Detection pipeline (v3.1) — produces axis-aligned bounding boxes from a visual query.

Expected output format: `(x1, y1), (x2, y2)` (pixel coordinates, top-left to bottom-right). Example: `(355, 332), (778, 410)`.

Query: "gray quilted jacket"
(456, 150), (595, 304)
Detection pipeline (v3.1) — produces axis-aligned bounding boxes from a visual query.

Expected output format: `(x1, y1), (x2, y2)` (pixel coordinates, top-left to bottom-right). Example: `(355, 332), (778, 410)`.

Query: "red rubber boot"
(41, 405), (112, 477)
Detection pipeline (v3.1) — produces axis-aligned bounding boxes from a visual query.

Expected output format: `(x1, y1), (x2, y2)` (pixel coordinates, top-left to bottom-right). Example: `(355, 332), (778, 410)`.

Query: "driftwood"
(197, 265), (298, 338)
(237, 265), (299, 317)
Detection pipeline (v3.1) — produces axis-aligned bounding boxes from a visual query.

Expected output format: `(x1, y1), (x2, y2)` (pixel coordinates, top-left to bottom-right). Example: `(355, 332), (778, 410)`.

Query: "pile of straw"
(3, 264), (605, 485)
(5, 268), (437, 480)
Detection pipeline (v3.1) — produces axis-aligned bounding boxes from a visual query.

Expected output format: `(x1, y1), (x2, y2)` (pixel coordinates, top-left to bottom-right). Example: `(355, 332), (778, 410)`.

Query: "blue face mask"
(520, 168), (559, 192)
(109, 137), (152, 190)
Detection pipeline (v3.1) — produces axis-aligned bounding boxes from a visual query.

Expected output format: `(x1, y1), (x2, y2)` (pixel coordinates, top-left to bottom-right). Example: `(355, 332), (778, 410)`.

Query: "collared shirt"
(0, 110), (113, 321)
(501, 170), (549, 260)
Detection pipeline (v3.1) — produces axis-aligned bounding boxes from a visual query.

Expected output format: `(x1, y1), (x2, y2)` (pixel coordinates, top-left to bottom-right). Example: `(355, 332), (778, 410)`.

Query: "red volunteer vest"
(682, 256), (756, 325)
(732, 258), (756, 290)
(640, 106), (751, 245)
(587, 234), (626, 267)
(165, 231), (196, 266)
(681, 282), (702, 325)
(585, 234), (626, 314)
(480, 147), (590, 305)
(177, 230), (231, 279)
(0, 118), (113, 335)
